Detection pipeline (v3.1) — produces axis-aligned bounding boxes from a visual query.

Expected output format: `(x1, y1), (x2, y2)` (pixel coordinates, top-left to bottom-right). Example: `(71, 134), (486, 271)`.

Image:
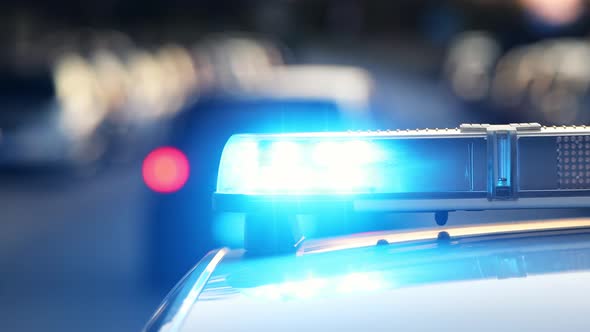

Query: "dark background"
(2, 1), (590, 331)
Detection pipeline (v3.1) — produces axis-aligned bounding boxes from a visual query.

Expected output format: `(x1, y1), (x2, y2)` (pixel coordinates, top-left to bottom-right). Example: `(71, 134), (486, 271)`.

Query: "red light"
(143, 147), (190, 193)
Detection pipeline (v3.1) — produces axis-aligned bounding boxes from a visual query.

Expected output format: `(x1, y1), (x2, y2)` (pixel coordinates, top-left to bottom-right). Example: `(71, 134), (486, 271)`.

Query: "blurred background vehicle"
(2, 0), (590, 331)
(148, 50), (376, 287)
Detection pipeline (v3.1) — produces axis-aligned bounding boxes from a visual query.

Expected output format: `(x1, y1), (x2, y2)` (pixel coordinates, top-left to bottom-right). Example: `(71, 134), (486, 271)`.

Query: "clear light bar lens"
(216, 134), (484, 195)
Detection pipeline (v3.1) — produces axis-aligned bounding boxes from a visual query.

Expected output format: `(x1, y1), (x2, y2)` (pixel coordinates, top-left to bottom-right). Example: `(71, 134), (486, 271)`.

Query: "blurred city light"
(490, 40), (590, 124)
(54, 53), (107, 138)
(142, 147), (190, 193)
(445, 32), (500, 101)
(520, 0), (584, 26)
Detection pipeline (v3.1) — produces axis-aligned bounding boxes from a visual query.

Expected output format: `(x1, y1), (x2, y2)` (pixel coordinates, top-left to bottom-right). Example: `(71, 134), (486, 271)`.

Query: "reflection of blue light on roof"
(336, 272), (386, 294)
(242, 272), (388, 302)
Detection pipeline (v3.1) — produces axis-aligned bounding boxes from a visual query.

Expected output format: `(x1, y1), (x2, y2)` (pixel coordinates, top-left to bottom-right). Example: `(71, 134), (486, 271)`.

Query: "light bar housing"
(214, 123), (590, 213)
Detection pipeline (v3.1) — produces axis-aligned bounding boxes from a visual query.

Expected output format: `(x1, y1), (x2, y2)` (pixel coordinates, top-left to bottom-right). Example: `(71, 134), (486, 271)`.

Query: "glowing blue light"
(243, 272), (387, 301)
(213, 213), (245, 247)
(216, 134), (388, 195)
(217, 132), (488, 196)
(335, 272), (386, 293)
(260, 141), (307, 191)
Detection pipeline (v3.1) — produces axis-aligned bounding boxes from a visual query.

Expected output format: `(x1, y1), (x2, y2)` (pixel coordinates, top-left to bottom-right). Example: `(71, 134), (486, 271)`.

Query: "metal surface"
(353, 196), (590, 212)
(299, 217), (590, 254)
(147, 218), (590, 331)
(144, 248), (228, 332)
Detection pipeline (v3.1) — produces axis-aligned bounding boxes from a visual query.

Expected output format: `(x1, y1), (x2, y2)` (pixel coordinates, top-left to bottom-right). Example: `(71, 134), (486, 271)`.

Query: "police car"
(147, 63), (375, 287)
(145, 123), (590, 331)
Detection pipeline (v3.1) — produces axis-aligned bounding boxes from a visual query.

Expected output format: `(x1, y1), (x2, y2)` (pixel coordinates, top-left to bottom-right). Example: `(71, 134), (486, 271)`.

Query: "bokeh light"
(143, 147), (190, 193)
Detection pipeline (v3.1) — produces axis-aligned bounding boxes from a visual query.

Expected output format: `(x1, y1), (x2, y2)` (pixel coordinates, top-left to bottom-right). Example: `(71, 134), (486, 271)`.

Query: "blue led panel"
(216, 133), (487, 195)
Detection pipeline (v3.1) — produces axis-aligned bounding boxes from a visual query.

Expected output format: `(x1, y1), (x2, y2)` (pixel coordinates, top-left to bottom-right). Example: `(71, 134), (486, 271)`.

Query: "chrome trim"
(224, 124), (590, 140)
(299, 218), (590, 255)
(353, 196), (590, 212)
(144, 248), (229, 332)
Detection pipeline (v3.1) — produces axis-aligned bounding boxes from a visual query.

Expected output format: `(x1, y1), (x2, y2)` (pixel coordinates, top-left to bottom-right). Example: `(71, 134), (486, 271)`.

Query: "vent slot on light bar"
(518, 135), (590, 191)
(557, 136), (590, 189)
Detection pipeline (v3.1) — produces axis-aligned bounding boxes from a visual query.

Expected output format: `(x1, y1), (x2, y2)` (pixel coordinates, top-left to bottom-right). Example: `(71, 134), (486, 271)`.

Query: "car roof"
(187, 272), (590, 332)
(146, 218), (590, 332)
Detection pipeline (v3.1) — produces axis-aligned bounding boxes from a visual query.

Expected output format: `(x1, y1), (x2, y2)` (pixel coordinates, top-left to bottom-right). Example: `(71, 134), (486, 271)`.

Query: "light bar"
(214, 123), (590, 213)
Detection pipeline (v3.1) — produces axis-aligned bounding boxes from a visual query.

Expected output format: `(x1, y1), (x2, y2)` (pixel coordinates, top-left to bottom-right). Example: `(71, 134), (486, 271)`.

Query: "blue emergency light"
(213, 123), (590, 253)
